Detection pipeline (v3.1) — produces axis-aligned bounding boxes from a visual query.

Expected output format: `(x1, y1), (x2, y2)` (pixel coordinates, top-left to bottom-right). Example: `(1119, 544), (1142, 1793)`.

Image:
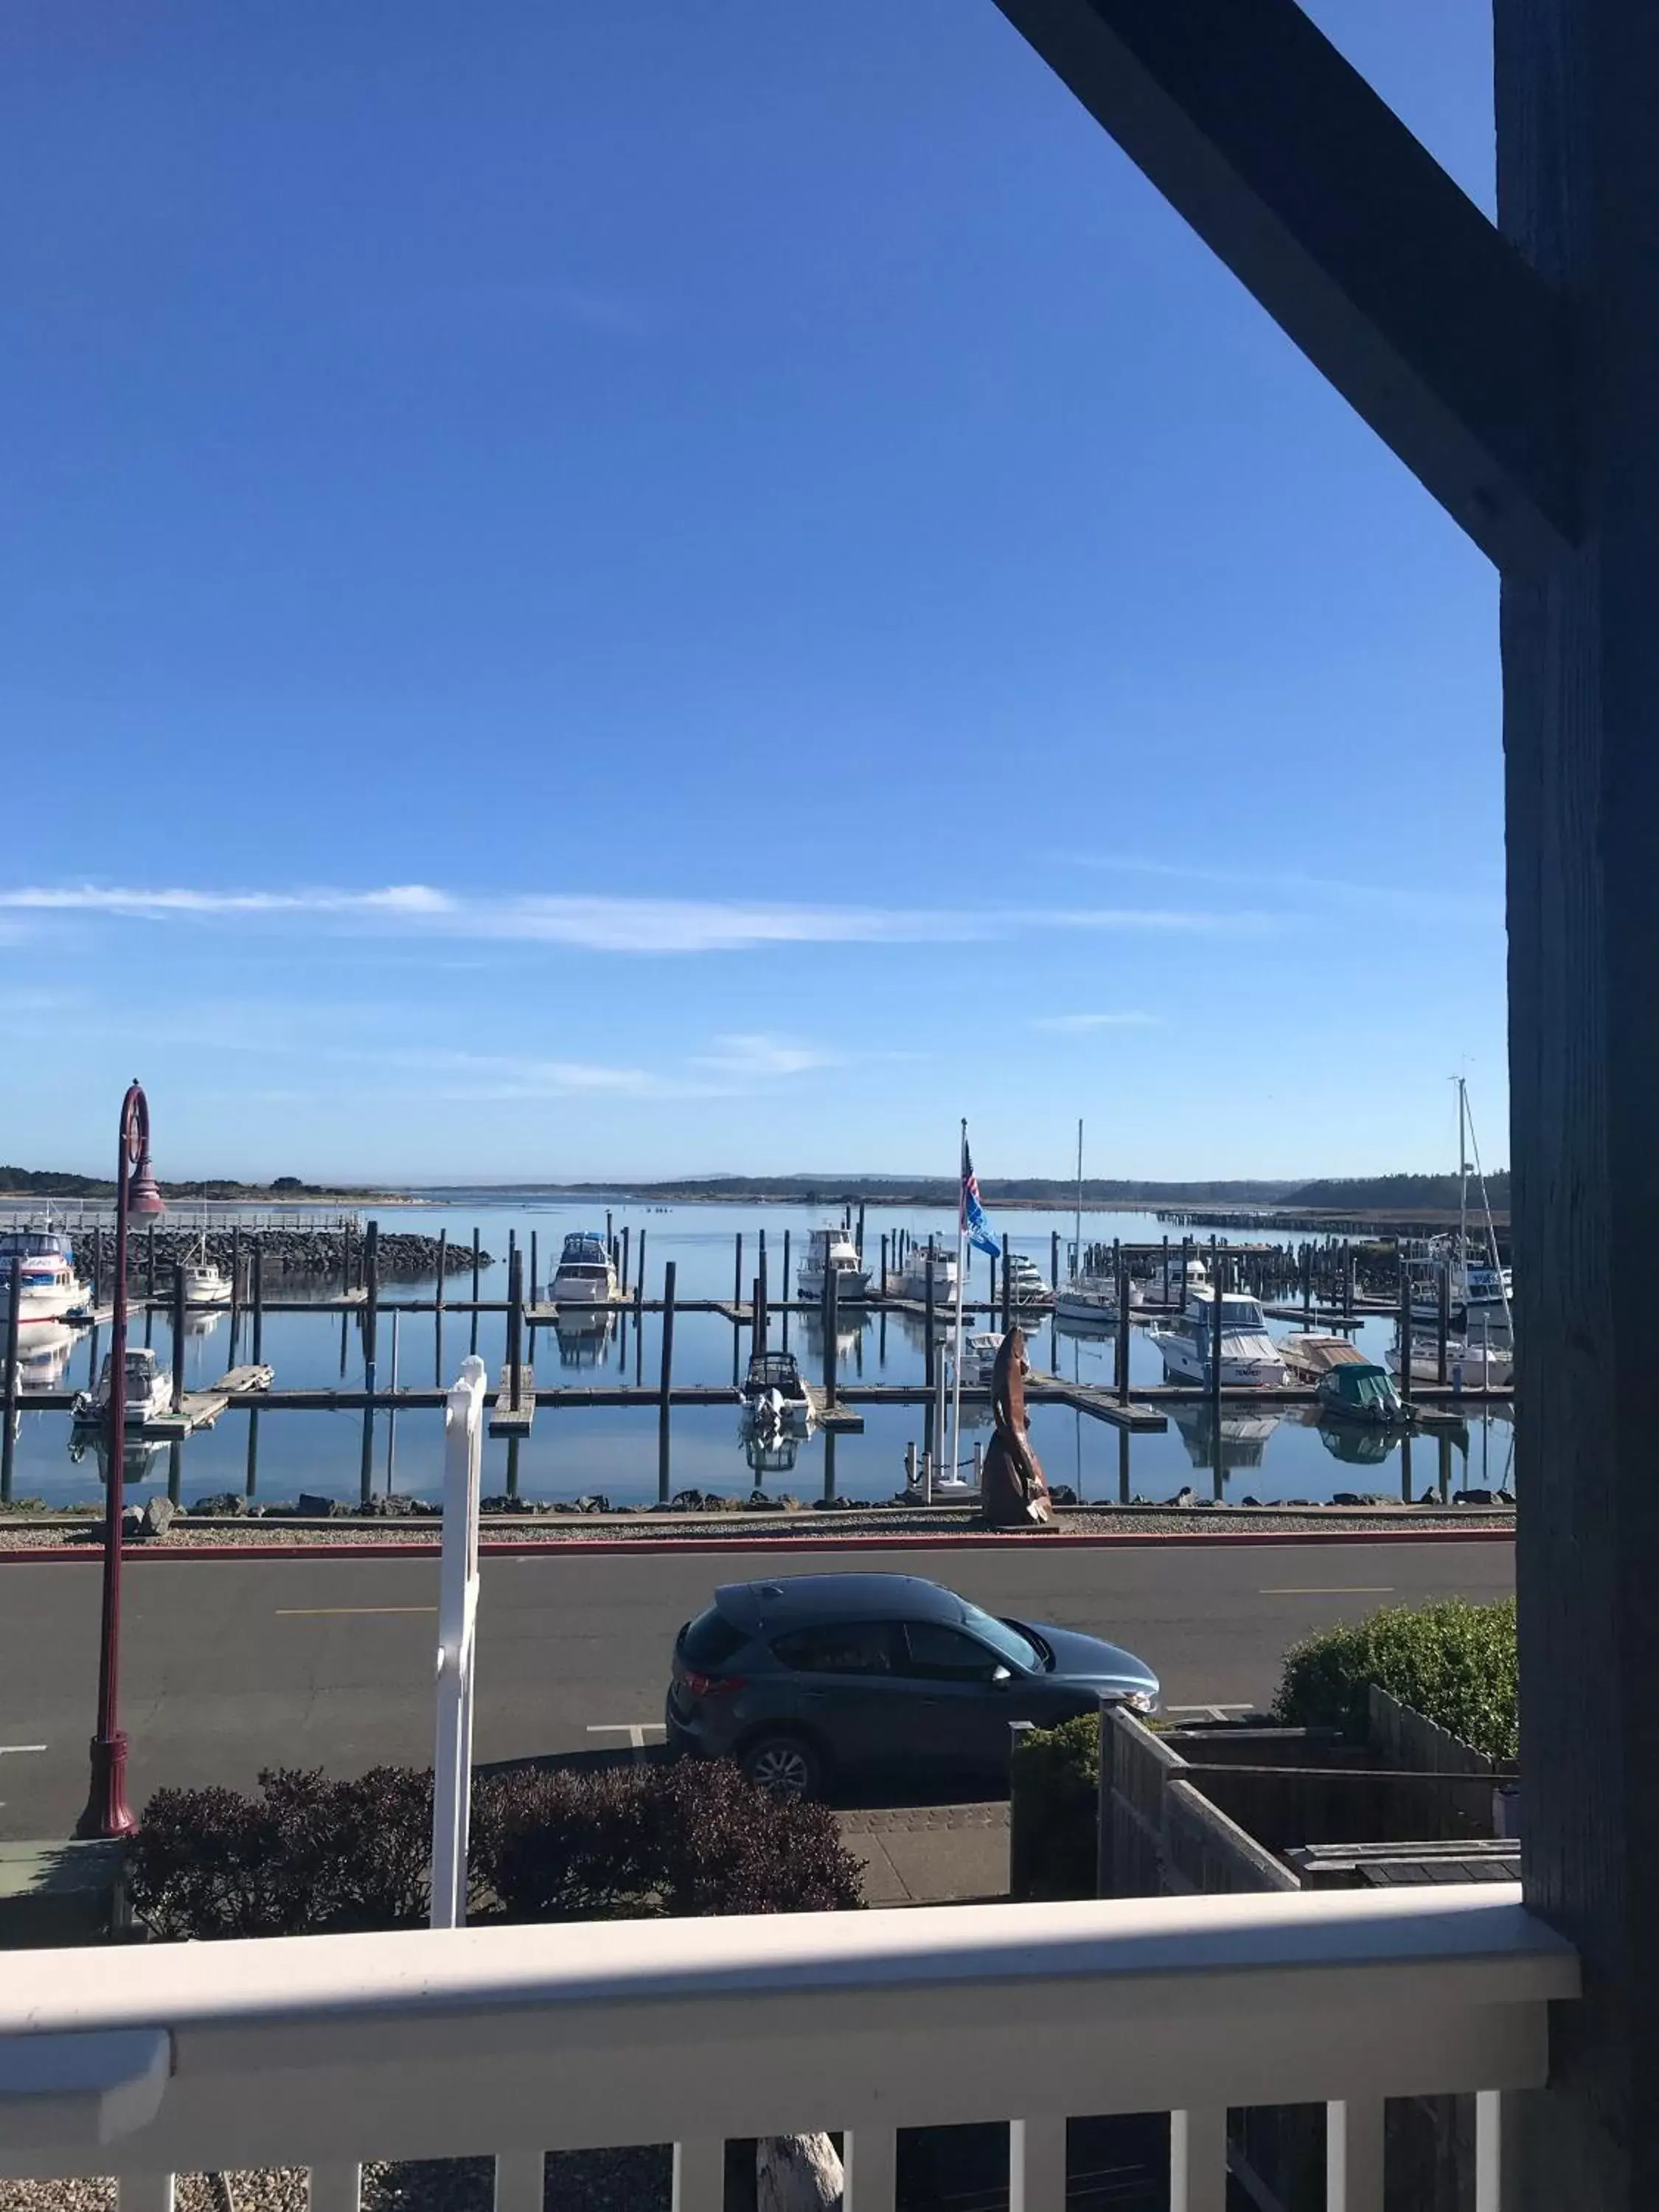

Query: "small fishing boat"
(0, 1228), (84, 1326)
(796, 1225), (870, 1304)
(962, 1331), (1010, 1385)
(900, 1239), (958, 1304)
(72, 1346), (173, 1428)
(183, 1237), (233, 1307)
(740, 1349), (813, 1433)
(549, 1230), (619, 1307)
(1315, 1362), (1407, 1425)
(1147, 1290), (1288, 1388)
(1387, 1336), (1514, 1389)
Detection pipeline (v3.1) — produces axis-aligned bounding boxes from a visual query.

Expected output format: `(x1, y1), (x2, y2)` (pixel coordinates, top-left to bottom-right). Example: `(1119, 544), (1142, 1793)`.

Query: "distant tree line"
(1276, 1171), (1510, 1212)
(0, 1167), (373, 1200)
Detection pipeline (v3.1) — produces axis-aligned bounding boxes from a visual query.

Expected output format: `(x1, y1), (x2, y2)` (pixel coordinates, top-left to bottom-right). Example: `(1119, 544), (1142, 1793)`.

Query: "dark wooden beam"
(991, 0), (1576, 572)
(1495, 3), (1659, 2202)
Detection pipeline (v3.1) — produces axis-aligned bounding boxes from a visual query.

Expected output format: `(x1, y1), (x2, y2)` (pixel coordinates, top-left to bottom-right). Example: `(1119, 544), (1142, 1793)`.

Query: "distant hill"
(1276, 1172), (1510, 1213)
(487, 1175), (1302, 1208)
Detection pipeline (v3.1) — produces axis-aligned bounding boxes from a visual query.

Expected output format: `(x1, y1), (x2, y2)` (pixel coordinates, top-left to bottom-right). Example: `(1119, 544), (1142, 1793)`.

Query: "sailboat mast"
(1074, 1119), (1083, 1280)
(1458, 1074), (1470, 1303)
(948, 1119), (967, 1490)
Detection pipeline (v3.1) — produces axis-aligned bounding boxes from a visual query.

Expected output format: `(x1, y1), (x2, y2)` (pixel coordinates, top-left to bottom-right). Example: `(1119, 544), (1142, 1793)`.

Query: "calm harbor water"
(5, 1198), (1515, 1512)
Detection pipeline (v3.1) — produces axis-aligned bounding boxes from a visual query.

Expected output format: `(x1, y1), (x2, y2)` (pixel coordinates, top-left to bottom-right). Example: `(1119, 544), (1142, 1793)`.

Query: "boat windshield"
(746, 1354), (801, 1391)
(1220, 1298), (1267, 1329)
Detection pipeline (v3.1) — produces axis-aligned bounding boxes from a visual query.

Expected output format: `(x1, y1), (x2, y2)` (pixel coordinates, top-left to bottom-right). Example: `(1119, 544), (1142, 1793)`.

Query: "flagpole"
(950, 1118), (967, 1491)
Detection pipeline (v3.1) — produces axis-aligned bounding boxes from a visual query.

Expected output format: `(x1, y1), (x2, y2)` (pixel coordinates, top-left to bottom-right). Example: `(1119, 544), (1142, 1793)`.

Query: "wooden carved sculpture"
(979, 1324), (1054, 1528)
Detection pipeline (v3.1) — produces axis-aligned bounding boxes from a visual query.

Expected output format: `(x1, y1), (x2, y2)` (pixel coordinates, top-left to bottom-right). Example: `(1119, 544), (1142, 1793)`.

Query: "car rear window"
(680, 1605), (748, 1668)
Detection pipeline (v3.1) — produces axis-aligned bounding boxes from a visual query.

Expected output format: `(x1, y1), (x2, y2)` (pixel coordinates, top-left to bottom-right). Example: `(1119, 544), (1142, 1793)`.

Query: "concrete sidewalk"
(836, 1802), (1009, 1905)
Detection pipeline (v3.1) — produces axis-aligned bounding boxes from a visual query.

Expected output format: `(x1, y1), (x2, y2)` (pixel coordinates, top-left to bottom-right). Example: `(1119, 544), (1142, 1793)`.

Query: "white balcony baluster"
(494, 2149), (546, 2212)
(672, 2136), (724, 2212)
(841, 2126), (897, 2210)
(1009, 2115), (1066, 2212)
(1475, 2090), (1512, 2212)
(115, 2177), (173, 2212)
(307, 2160), (361, 2212)
(1326, 2100), (1383, 2212)
(1169, 2107), (1225, 2212)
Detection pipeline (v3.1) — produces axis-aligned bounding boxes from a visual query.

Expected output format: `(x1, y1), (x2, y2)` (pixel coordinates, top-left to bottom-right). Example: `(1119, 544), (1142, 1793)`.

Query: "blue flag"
(960, 1140), (1001, 1260)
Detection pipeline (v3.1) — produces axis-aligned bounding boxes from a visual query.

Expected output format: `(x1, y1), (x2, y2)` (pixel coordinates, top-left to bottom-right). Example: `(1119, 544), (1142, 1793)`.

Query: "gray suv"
(665, 1571), (1160, 1798)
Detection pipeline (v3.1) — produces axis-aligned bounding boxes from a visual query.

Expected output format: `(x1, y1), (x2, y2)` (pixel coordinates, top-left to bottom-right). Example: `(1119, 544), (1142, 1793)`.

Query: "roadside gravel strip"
(0, 1503), (1514, 1552)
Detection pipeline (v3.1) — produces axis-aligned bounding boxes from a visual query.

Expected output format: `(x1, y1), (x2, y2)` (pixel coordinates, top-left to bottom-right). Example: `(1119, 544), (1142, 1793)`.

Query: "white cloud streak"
(1030, 1012), (1162, 1034)
(0, 884), (1271, 953)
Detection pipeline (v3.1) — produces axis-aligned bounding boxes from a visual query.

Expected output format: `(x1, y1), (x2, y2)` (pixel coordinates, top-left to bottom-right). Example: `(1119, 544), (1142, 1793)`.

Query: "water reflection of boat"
(185, 1307), (223, 1341)
(795, 1312), (862, 1365)
(1313, 1418), (1397, 1469)
(742, 1429), (801, 1479)
(1167, 1401), (1284, 1472)
(553, 1310), (616, 1368)
(68, 1427), (169, 1484)
(17, 1321), (77, 1391)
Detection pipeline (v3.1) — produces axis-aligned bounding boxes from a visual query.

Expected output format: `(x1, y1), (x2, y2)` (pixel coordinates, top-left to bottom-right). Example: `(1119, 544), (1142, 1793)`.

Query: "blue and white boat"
(549, 1230), (619, 1308)
(0, 1228), (84, 1326)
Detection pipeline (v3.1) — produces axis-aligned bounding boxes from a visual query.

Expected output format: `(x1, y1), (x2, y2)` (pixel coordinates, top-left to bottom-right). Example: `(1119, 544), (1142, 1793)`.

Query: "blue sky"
(1, 0), (1506, 1185)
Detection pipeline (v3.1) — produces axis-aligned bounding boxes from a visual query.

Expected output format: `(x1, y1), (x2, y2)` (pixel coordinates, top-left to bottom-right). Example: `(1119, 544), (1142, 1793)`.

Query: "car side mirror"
(991, 1665), (1013, 1687)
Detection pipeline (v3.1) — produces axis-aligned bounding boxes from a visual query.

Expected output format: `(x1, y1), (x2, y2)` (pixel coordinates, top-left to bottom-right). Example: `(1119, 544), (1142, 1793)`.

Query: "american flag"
(960, 1137), (1002, 1259)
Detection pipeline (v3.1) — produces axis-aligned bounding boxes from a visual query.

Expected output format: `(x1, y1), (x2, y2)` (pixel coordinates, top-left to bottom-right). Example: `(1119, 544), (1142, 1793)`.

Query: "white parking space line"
(1166, 1704), (1253, 1720)
(586, 1722), (668, 1762)
(1257, 1586), (1394, 1597)
(0, 1745), (47, 1756)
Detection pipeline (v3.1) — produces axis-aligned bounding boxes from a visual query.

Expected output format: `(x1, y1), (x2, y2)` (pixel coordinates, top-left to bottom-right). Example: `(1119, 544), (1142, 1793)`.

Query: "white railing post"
(307, 2163), (362, 2212)
(1169, 2107), (1226, 2212)
(493, 2150), (546, 2212)
(116, 2177), (174, 2212)
(672, 2138), (725, 2212)
(1326, 2100), (1383, 2212)
(842, 2126), (897, 2210)
(1010, 2115), (1067, 2212)
(431, 1353), (487, 1931)
(1475, 2090), (1512, 2212)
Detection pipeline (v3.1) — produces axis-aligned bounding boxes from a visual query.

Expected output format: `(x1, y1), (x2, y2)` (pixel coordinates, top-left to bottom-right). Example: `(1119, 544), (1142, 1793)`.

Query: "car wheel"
(739, 1733), (823, 1801)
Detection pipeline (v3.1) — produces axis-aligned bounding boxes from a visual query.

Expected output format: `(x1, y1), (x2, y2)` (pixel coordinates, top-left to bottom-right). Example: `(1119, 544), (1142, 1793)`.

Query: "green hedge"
(1273, 1597), (1517, 1760)
(1009, 1713), (1099, 1900)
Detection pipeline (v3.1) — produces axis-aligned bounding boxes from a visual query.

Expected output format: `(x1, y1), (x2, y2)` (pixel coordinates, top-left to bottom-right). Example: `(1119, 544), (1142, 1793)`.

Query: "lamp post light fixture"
(76, 1079), (164, 1841)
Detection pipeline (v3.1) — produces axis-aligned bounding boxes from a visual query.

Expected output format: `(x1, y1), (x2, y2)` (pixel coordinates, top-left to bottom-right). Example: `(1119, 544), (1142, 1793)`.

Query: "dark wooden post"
(1302, 1242), (1313, 1321)
(757, 1228), (767, 1326)
(821, 1429), (838, 1506)
(1209, 1264), (1222, 1415)
(923, 1254), (936, 1389)
(880, 1232), (888, 1295)
(230, 1225), (242, 1318)
(1342, 1239), (1354, 1318)
(988, 1249), (998, 1324)
(1115, 1251), (1131, 1404)
(171, 1262), (187, 1414)
(504, 1435), (521, 1501)
(635, 1228), (647, 1311)
(342, 1222), (352, 1295)
(733, 1232), (743, 1313)
(1001, 1233), (1012, 1332)
(1436, 1262), (1450, 1385)
(507, 1228), (517, 1321)
(1051, 1227), (1060, 1290)
(752, 1276), (765, 1360)
(363, 1220), (380, 1374)
(855, 1203), (866, 1261)
(620, 1225), (630, 1296)
(244, 1405), (260, 1498)
(0, 1254), (21, 1505)
(146, 1222), (157, 1299)
(470, 1226), (481, 1357)
(251, 1242), (264, 1364)
(657, 1261), (676, 1506)
(824, 1260), (839, 1410)
(1398, 1427), (1414, 1508)
(508, 1249), (524, 1413)
(435, 1229), (448, 1313)
(1397, 1252), (1413, 1407)
(529, 1231), (538, 1305)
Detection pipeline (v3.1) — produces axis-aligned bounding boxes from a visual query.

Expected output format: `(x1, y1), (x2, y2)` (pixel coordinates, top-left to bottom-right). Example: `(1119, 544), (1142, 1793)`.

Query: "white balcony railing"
(0, 1884), (1577, 2212)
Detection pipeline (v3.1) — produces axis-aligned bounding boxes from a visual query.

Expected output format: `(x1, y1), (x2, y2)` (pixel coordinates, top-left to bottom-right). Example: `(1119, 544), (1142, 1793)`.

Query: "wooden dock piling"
(435, 1229), (448, 1312)
(1, 1254), (20, 1505)
(1437, 1264), (1450, 1384)
(171, 1263), (187, 1413)
(658, 1261), (676, 1506)
(252, 1242), (264, 1363)
(1116, 1251), (1131, 1405)
(1397, 1259), (1413, 1405)
(824, 1261), (839, 1409)
(733, 1231), (743, 1313)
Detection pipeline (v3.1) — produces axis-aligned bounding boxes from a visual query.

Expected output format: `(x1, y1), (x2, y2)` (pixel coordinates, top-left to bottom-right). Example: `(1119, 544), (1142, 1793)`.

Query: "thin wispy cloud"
(0, 884), (1273, 953)
(692, 1033), (842, 1079)
(1060, 854), (1500, 927)
(1031, 1012), (1162, 1034)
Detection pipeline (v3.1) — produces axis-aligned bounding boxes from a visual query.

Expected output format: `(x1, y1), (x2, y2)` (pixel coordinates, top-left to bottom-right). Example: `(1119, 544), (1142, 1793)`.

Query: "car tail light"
(685, 1671), (744, 1699)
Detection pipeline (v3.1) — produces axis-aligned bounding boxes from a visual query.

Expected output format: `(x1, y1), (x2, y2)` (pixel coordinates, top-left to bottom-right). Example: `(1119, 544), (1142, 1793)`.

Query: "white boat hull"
(0, 1279), (83, 1326)
(1150, 1329), (1288, 1389)
(550, 1278), (618, 1307)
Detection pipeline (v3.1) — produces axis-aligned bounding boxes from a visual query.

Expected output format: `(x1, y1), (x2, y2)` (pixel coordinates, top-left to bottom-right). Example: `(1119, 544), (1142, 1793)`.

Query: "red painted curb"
(0, 1526), (1515, 1562)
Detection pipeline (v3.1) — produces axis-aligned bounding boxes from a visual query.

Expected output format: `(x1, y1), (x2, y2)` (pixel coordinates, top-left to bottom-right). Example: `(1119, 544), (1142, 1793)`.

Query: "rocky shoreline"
(74, 1227), (486, 1280)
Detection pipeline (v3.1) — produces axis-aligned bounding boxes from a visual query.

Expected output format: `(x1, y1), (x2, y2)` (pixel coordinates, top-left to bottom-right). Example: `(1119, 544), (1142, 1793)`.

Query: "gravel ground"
(0, 1502), (1514, 1551)
(1, 2155), (674, 2212)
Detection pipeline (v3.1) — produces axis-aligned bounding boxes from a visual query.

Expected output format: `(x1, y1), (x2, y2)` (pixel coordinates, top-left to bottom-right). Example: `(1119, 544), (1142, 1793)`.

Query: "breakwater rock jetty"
(76, 1225), (487, 1281)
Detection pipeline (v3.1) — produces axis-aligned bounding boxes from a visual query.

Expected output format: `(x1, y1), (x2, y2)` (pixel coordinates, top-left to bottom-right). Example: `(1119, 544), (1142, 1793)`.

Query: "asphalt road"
(0, 1539), (1513, 1837)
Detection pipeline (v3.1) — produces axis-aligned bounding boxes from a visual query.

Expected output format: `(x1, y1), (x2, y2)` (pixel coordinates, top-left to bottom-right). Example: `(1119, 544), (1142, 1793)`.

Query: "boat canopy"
(559, 1232), (609, 1263)
(1318, 1363), (1404, 1418)
(745, 1351), (803, 1393)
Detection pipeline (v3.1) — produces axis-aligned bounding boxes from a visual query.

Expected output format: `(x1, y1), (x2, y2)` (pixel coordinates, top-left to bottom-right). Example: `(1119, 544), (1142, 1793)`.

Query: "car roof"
(713, 1573), (965, 1636)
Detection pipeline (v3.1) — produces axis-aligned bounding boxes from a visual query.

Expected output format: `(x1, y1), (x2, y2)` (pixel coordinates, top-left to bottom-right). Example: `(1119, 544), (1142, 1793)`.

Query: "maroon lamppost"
(77, 1080), (164, 1841)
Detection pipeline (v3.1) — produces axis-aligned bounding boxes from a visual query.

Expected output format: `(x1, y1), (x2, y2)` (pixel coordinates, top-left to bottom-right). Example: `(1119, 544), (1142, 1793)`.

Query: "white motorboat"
(740, 1350), (813, 1433)
(797, 1225), (870, 1304)
(1002, 1251), (1051, 1311)
(1388, 1335), (1514, 1388)
(962, 1331), (1007, 1386)
(1148, 1290), (1289, 1388)
(0, 1228), (85, 1326)
(549, 1230), (619, 1307)
(900, 1239), (958, 1303)
(73, 1346), (174, 1428)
